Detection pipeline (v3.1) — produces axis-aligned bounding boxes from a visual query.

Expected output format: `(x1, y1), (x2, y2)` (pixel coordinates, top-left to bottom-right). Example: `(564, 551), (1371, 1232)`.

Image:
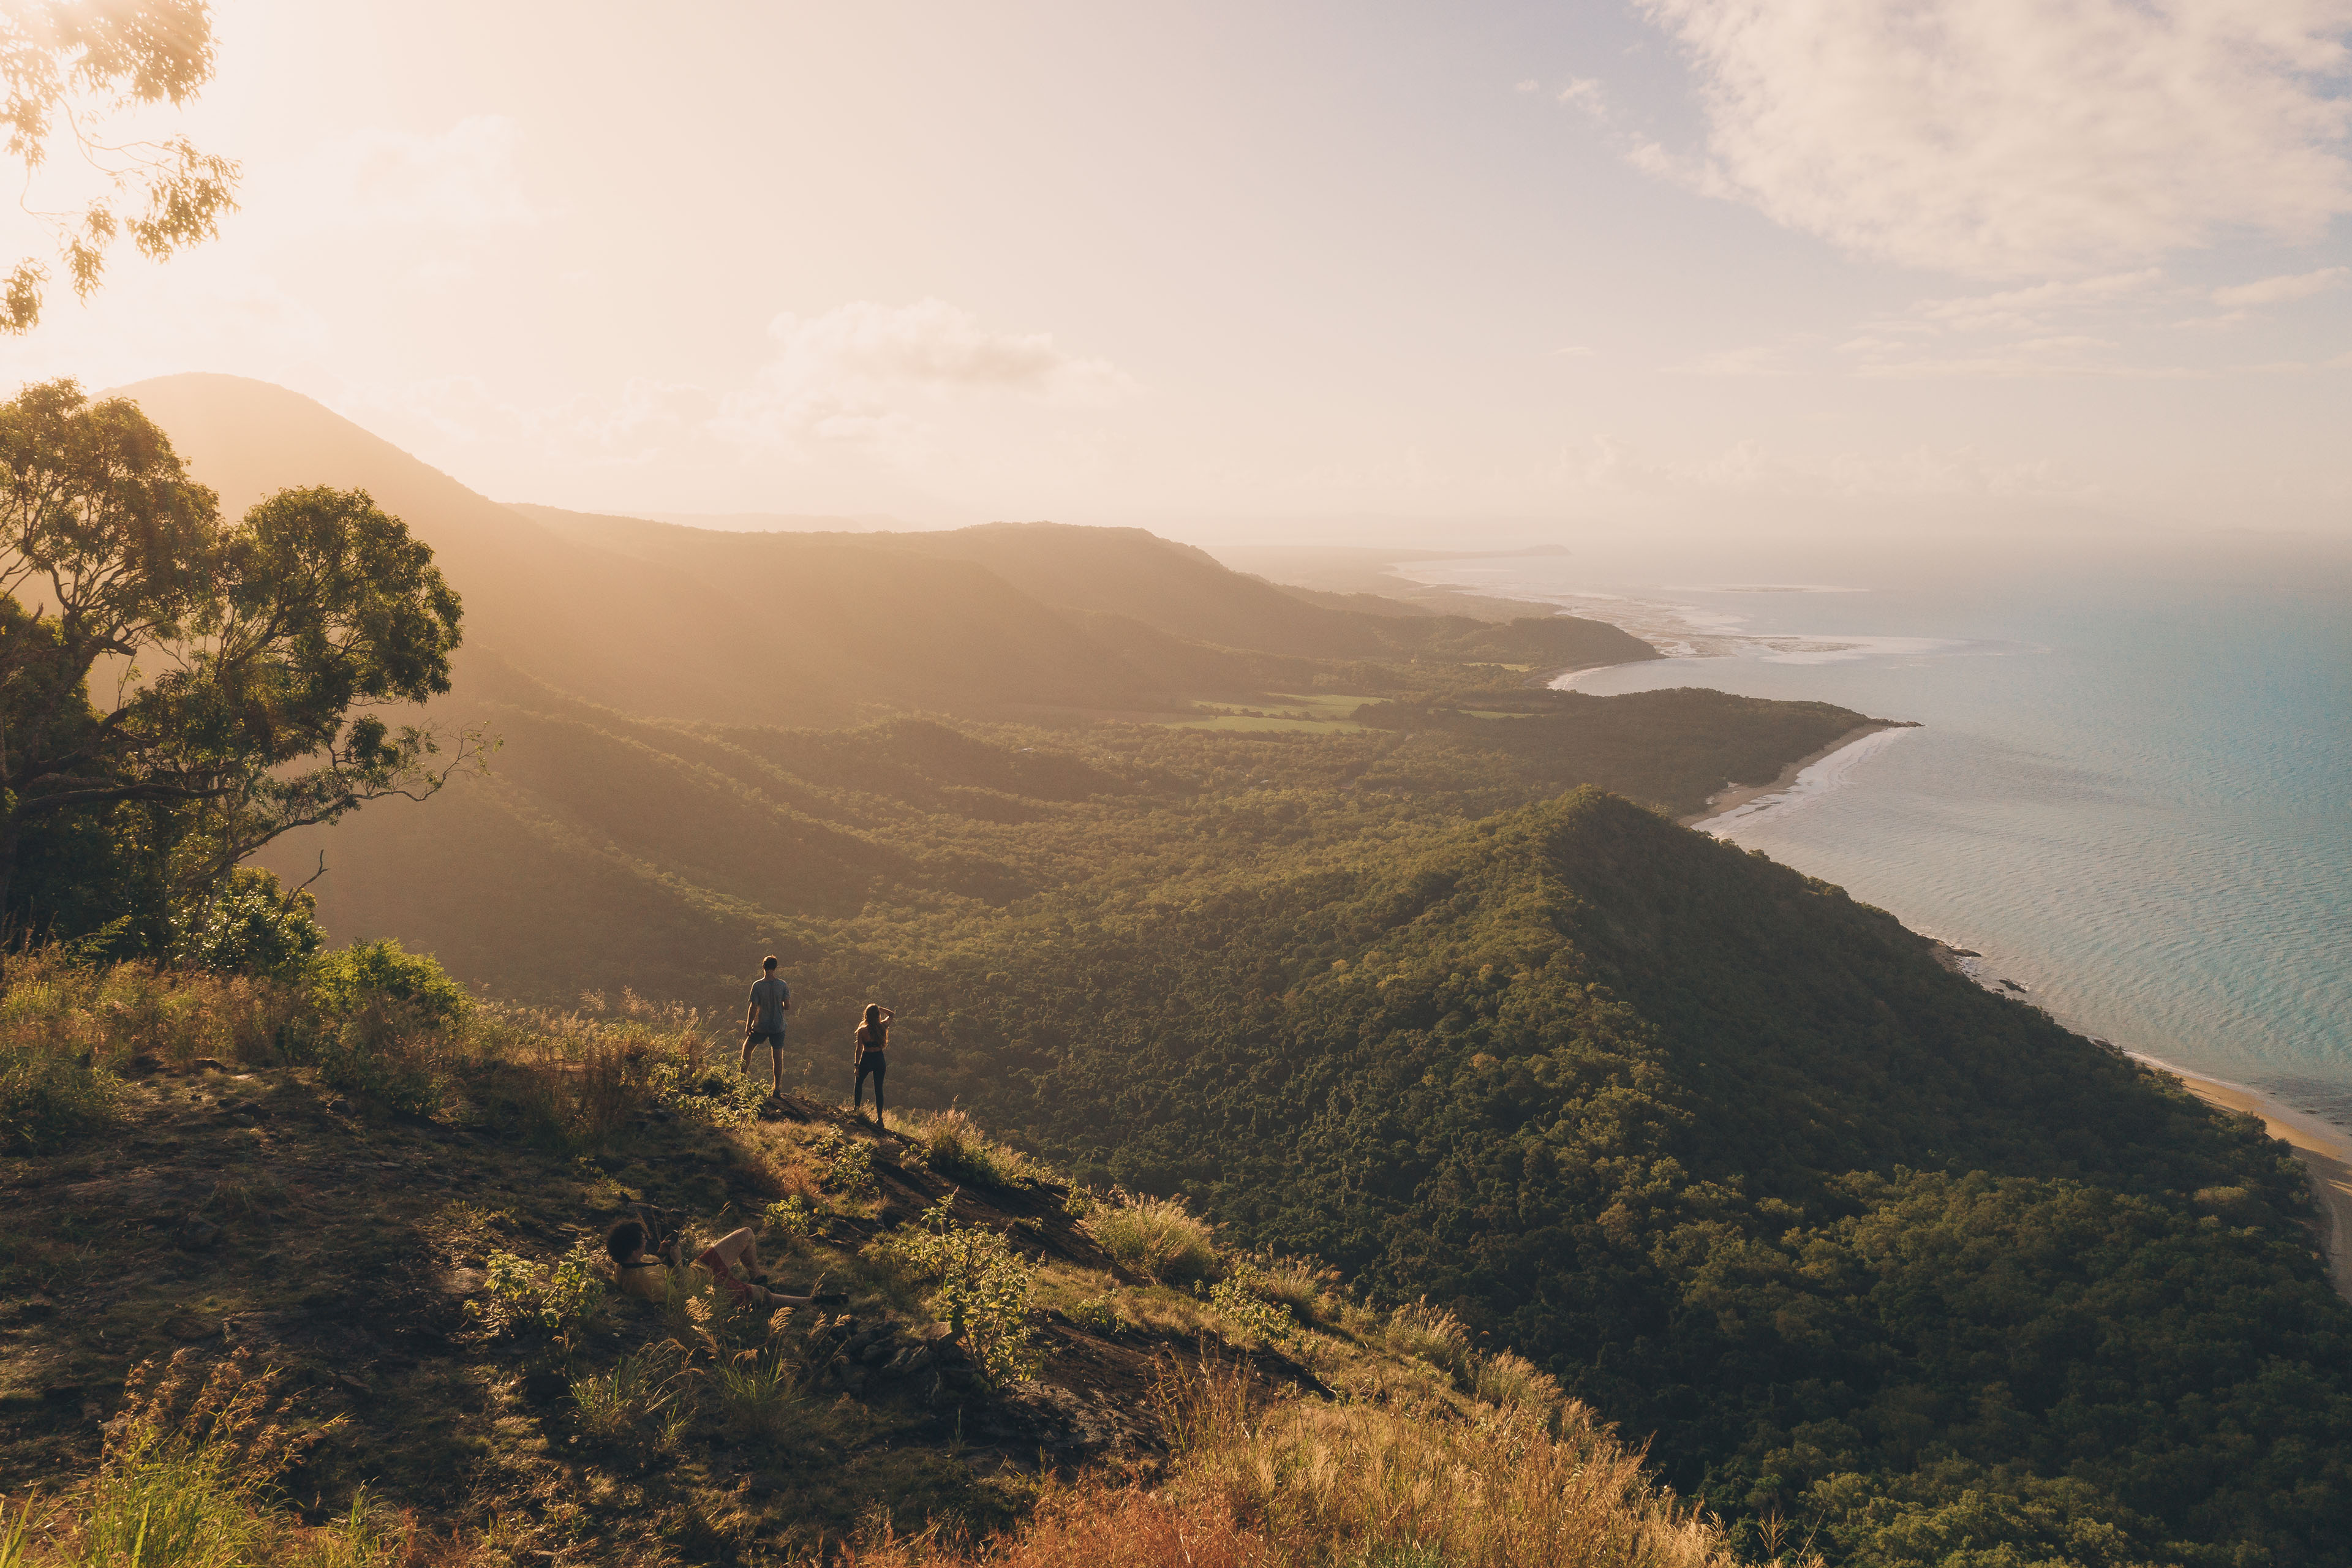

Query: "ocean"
(1395, 537), (2352, 1131)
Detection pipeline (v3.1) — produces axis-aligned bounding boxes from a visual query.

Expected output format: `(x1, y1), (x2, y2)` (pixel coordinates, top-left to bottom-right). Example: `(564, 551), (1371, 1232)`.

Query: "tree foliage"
(0, 1), (239, 330)
(0, 380), (469, 939)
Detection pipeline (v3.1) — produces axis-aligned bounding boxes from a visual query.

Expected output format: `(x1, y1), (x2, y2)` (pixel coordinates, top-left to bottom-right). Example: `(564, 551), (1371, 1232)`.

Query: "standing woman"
(853, 1003), (892, 1121)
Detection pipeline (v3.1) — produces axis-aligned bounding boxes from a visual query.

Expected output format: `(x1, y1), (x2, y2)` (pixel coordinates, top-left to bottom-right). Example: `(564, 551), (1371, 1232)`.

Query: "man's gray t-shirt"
(748, 976), (790, 1035)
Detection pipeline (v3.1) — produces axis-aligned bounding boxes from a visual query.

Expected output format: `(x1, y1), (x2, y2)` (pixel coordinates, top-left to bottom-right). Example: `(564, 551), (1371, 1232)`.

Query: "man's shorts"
(748, 1028), (786, 1046)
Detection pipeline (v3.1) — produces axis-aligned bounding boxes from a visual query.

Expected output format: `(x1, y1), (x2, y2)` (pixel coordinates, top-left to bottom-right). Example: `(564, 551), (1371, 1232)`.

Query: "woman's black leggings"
(854, 1056), (885, 1115)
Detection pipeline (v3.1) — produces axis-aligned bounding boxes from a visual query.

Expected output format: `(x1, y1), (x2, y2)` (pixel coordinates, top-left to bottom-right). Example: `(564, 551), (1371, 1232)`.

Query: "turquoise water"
(1403, 540), (2352, 1129)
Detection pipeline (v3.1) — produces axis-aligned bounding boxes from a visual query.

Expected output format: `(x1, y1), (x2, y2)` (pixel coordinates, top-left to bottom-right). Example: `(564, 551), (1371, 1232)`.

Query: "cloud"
(304, 116), (538, 231)
(1634, 0), (2352, 275)
(1556, 78), (1607, 116)
(1515, 79), (1539, 92)
(1907, 270), (2166, 333)
(2211, 265), (2352, 306)
(755, 298), (1128, 401)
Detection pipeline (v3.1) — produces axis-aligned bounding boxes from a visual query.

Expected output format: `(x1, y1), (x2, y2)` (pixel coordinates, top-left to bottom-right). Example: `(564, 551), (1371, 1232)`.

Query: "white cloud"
(755, 298), (1127, 400)
(1515, 79), (1539, 92)
(304, 116), (538, 231)
(1907, 270), (2166, 333)
(1635, 0), (2352, 275)
(2211, 265), (2352, 306)
(1556, 78), (1607, 117)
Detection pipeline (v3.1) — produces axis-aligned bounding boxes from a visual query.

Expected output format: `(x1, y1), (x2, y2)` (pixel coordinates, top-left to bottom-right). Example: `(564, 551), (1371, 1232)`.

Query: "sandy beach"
(1680, 721), (1912, 829)
(2124, 1058), (2352, 1306)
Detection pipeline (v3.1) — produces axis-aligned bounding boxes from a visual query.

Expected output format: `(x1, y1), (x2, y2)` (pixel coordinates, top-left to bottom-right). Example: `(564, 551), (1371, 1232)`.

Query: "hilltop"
(0, 959), (1749, 1568)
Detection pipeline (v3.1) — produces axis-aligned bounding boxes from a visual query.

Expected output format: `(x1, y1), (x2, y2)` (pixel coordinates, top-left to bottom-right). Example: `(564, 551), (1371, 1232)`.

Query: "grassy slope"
(0, 973), (1728, 1568)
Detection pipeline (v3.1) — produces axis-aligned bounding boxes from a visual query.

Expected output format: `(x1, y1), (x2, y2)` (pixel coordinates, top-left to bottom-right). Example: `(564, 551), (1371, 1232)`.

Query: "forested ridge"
(850, 788), (2352, 1566)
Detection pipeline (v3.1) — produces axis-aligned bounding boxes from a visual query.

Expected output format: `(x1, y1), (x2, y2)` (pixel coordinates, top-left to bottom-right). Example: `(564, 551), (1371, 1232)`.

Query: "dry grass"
(1383, 1299), (1474, 1381)
(843, 1364), (1790, 1568)
(2, 1349), (423, 1568)
(1083, 1191), (1218, 1286)
(889, 1106), (1039, 1188)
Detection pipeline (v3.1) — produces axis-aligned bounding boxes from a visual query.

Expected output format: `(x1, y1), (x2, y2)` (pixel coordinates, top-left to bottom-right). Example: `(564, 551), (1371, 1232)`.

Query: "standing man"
(742, 954), (791, 1095)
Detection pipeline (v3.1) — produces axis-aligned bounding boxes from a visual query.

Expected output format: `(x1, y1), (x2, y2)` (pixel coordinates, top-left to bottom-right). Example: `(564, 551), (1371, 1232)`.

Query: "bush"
(1084, 1191), (1217, 1286)
(1234, 1252), (1335, 1324)
(309, 939), (469, 1024)
(4, 1352), (411, 1568)
(179, 869), (324, 981)
(570, 1343), (688, 1448)
(472, 1241), (605, 1338)
(876, 1196), (1043, 1385)
(1209, 1266), (1299, 1348)
(314, 998), (443, 1117)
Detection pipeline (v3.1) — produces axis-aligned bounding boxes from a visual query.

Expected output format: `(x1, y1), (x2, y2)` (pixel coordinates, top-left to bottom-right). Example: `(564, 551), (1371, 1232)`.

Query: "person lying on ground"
(603, 1218), (835, 1309)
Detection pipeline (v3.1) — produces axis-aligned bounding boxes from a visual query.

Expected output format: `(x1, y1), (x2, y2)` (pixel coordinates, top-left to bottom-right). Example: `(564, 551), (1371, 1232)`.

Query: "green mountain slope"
(861, 787), (2351, 1564)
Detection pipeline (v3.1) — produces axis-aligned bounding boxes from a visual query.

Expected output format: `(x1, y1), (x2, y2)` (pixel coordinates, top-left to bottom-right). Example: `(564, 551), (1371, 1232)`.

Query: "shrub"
(877, 1196), (1042, 1385)
(764, 1194), (821, 1242)
(1068, 1292), (1125, 1335)
(1083, 1191), (1217, 1286)
(809, 1127), (873, 1194)
(712, 1348), (806, 1446)
(1234, 1252), (1335, 1324)
(1209, 1266), (1299, 1348)
(472, 1241), (605, 1338)
(839, 1363), (1766, 1568)
(78, 1350), (339, 1568)
(309, 939), (469, 1025)
(314, 998), (443, 1117)
(179, 869), (324, 981)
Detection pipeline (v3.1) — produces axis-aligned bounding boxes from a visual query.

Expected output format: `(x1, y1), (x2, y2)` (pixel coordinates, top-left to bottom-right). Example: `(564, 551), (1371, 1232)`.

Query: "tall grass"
(889, 1106), (1038, 1188)
(1383, 1299), (1473, 1381)
(843, 1364), (1789, 1568)
(6, 1349), (411, 1568)
(1083, 1191), (1218, 1286)
(0, 950), (709, 1155)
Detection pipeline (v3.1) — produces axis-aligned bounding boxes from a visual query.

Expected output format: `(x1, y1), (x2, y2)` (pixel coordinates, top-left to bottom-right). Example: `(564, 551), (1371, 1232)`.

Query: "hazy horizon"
(2, 1), (2346, 550)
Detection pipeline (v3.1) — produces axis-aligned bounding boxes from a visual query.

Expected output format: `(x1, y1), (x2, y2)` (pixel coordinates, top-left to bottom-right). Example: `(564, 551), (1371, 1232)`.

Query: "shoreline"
(1678, 721), (1913, 829)
(2128, 1054), (2352, 1307)
(1926, 931), (2352, 1308)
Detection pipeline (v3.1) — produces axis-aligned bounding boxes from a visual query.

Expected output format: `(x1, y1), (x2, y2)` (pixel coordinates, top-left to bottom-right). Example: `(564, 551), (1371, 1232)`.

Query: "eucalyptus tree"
(1, 0), (239, 330)
(0, 379), (469, 938)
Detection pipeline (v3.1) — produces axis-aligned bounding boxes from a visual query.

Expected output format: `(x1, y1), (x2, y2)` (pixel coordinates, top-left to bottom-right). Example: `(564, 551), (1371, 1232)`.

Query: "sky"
(2, 0), (2350, 546)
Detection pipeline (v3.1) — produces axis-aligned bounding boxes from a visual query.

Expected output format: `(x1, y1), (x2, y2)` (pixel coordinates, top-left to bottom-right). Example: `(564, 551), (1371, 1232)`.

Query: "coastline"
(1678, 721), (1913, 829)
(2128, 1055), (2352, 1306)
(1927, 930), (2352, 1307)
